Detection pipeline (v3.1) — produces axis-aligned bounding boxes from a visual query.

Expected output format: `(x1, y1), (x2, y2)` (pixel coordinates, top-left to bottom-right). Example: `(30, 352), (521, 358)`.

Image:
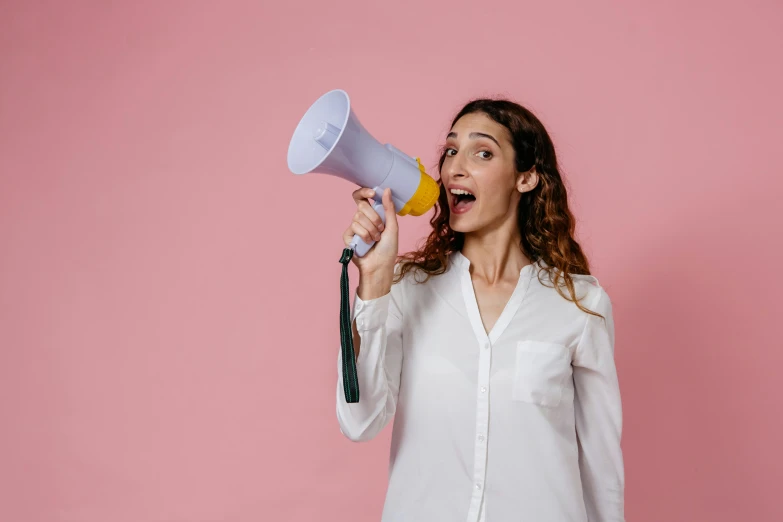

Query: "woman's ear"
(517, 166), (538, 193)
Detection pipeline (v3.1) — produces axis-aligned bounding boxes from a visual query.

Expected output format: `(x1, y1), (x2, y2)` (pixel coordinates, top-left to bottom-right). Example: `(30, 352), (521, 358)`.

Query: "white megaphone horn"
(287, 89), (440, 257)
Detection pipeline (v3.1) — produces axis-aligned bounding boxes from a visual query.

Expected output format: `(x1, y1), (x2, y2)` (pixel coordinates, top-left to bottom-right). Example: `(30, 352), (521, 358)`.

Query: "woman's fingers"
(345, 186), (393, 249)
(351, 186), (384, 233)
(358, 204), (384, 234)
(352, 187), (375, 204)
(351, 221), (376, 244)
(381, 188), (397, 230)
(354, 211), (381, 241)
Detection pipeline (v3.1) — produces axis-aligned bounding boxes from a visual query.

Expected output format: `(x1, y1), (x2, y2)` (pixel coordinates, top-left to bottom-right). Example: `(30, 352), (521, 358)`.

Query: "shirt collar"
(450, 250), (547, 273)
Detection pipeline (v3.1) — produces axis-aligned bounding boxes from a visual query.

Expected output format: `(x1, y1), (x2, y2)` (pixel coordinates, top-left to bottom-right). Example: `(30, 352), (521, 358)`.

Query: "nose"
(443, 151), (467, 180)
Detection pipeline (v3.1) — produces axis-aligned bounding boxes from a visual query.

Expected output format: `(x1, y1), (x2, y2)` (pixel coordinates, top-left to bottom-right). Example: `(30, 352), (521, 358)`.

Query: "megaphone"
(286, 89), (440, 404)
(287, 89), (440, 257)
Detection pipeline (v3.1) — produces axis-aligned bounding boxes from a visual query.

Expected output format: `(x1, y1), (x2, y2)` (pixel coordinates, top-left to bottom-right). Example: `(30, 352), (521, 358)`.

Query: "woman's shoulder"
(533, 262), (607, 313)
(535, 259), (601, 287)
(392, 259), (452, 283)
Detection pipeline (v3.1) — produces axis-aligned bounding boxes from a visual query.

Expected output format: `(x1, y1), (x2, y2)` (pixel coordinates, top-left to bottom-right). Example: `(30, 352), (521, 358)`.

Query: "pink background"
(1, 1), (781, 521)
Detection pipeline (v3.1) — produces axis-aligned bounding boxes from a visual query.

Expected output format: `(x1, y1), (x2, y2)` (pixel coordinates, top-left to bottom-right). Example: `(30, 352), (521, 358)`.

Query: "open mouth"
(450, 190), (476, 213)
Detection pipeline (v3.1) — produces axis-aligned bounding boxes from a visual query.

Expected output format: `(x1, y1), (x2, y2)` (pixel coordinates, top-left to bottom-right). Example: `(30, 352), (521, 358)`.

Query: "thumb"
(382, 188), (398, 230)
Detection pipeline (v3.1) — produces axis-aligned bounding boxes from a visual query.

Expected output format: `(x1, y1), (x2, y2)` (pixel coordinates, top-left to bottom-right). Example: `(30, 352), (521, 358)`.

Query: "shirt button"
(478, 434), (485, 442)
(482, 342), (489, 349)
(475, 483), (482, 490)
(480, 386), (487, 394)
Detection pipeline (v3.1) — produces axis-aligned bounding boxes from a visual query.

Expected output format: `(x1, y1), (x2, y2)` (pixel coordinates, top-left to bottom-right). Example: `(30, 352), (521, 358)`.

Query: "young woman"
(337, 98), (624, 522)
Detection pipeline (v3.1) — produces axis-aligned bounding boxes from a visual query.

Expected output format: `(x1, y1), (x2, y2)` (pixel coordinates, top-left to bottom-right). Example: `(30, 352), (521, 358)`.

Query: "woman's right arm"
(336, 266), (403, 442)
(336, 186), (402, 442)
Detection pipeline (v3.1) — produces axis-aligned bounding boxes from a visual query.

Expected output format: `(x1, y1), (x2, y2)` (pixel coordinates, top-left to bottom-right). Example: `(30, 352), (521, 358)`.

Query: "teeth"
(450, 188), (474, 196)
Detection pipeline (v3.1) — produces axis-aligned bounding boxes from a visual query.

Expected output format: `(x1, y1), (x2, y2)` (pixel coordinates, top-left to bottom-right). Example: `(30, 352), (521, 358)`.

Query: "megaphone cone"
(287, 89), (439, 257)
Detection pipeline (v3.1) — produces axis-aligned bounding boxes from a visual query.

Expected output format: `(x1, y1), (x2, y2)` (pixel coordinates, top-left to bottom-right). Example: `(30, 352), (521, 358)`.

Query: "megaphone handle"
(350, 197), (387, 258)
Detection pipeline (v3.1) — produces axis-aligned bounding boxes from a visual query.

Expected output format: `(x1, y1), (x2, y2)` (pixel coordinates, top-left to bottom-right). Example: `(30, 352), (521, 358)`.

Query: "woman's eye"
(445, 148), (457, 156)
(478, 150), (493, 159)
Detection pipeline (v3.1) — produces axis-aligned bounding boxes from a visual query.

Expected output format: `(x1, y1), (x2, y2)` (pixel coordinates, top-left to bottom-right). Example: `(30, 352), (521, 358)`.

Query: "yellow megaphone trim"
(398, 158), (440, 216)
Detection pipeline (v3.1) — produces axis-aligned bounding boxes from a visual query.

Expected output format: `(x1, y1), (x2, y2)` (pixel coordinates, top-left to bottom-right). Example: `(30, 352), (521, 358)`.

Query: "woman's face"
(441, 112), (531, 234)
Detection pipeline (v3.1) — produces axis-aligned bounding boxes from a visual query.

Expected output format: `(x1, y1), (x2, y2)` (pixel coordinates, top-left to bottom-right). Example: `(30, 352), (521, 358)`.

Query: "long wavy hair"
(392, 97), (604, 319)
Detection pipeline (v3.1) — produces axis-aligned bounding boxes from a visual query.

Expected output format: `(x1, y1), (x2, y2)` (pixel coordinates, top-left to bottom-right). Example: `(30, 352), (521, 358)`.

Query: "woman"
(337, 98), (624, 522)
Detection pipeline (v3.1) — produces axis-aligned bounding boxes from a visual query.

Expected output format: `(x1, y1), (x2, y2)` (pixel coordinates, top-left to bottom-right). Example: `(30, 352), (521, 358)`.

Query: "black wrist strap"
(339, 247), (359, 403)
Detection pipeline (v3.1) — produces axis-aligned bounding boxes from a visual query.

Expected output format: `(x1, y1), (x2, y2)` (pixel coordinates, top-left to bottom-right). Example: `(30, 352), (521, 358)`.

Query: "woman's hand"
(343, 187), (398, 278)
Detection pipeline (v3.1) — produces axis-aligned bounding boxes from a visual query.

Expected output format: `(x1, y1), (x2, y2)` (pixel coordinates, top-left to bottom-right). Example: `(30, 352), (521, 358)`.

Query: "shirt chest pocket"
(512, 340), (572, 407)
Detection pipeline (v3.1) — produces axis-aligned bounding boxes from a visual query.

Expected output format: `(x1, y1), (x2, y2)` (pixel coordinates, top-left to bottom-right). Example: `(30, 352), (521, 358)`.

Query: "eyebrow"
(446, 131), (500, 147)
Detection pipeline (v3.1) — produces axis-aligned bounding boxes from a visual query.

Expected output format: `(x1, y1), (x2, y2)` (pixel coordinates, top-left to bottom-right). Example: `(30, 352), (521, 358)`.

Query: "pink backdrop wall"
(1, 1), (781, 520)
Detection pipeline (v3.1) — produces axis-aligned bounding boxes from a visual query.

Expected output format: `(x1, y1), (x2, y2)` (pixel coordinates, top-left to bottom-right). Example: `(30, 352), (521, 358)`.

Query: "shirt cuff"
(352, 287), (391, 331)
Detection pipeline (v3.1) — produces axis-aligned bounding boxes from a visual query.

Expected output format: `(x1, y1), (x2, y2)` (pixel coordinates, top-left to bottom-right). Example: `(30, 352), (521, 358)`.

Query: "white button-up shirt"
(336, 250), (624, 521)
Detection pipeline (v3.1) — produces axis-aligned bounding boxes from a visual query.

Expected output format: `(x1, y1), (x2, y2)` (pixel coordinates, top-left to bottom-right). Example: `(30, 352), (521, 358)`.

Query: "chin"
(448, 217), (473, 233)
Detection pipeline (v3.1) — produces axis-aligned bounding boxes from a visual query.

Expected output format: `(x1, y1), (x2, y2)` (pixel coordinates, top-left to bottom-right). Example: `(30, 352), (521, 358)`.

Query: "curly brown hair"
(392, 97), (604, 320)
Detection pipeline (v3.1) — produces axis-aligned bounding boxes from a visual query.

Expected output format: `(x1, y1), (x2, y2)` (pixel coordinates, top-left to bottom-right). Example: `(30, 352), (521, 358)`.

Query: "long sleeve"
(335, 274), (404, 443)
(573, 287), (625, 521)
